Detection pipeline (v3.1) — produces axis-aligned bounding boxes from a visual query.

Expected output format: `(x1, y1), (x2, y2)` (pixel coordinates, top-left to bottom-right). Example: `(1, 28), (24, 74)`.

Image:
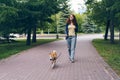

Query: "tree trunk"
(32, 26), (37, 43)
(26, 28), (31, 46)
(6, 36), (10, 43)
(3, 34), (10, 43)
(119, 29), (120, 43)
(104, 20), (110, 40)
(110, 20), (114, 44)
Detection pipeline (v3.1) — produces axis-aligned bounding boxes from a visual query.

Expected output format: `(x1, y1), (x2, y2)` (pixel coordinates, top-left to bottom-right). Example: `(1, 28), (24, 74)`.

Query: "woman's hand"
(65, 36), (68, 40)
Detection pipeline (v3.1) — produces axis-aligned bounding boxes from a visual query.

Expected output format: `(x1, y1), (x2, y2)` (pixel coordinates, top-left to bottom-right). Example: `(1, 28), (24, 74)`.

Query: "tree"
(85, 0), (120, 43)
(0, 0), (67, 45)
(75, 14), (86, 32)
(0, 0), (18, 42)
(15, 0), (63, 45)
(58, 0), (71, 33)
(81, 18), (98, 33)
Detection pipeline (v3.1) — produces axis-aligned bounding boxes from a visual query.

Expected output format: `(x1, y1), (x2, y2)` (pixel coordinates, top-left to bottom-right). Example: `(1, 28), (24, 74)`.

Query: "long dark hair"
(66, 14), (77, 25)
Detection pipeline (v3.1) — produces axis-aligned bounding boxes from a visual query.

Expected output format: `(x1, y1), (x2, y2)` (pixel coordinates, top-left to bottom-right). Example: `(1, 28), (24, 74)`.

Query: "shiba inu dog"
(49, 50), (57, 68)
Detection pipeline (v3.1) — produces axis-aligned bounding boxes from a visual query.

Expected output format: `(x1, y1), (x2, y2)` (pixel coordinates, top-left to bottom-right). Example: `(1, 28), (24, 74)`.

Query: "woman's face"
(70, 15), (74, 21)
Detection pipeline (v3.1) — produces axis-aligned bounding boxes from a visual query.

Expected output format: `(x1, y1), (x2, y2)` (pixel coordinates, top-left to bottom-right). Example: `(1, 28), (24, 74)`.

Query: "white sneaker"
(71, 59), (74, 63)
(69, 58), (74, 63)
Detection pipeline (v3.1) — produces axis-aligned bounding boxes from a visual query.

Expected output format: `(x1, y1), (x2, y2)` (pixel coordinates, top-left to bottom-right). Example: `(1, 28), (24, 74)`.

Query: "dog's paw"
(51, 63), (55, 69)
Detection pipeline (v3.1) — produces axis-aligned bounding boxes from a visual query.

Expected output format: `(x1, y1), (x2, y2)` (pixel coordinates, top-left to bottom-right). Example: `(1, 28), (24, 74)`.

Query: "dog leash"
(57, 52), (62, 59)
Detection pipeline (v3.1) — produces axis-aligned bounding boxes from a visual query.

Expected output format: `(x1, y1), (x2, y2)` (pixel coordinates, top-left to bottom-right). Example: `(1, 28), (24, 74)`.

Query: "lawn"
(92, 39), (120, 76)
(0, 39), (57, 59)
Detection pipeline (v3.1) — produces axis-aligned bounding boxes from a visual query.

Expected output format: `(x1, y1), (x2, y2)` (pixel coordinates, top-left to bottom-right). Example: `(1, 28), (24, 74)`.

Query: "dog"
(49, 50), (57, 68)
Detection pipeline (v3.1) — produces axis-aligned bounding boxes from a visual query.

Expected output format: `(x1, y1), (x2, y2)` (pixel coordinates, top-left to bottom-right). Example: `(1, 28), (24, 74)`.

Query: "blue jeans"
(66, 36), (77, 60)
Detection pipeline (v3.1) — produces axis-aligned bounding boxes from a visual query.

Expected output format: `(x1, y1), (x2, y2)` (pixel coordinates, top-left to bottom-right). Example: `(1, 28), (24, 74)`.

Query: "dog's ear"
(49, 52), (51, 55)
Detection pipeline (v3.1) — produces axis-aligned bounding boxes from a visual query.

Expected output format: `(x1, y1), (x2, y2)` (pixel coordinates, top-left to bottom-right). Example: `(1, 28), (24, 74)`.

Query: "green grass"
(0, 39), (58, 59)
(92, 39), (120, 76)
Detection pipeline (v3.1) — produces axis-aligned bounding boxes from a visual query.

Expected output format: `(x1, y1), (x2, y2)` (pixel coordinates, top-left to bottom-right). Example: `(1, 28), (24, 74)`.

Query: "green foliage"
(58, 0), (71, 33)
(81, 17), (101, 33)
(85, 0), (120, 43)
(0, 2), (18, 41)
(85, 0), (120, 27)
(75, 14), (86, 32)
(85, 0), (106, 25)
(0, 0), (65, 45)
(44, 15), (57, 33)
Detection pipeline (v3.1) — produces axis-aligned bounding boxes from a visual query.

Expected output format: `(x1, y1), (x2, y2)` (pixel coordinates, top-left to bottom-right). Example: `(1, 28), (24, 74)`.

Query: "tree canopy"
(0, 0), (67, 45)
(85, 0), (120, 43)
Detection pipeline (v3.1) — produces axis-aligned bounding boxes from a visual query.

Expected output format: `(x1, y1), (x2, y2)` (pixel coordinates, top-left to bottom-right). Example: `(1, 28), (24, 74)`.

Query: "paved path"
(0, 34), (119, 80)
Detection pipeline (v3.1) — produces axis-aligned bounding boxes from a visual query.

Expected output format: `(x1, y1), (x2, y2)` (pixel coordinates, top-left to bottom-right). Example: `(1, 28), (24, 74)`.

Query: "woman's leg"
(67, 37), (71, 58)
(70, 36), (76, 61)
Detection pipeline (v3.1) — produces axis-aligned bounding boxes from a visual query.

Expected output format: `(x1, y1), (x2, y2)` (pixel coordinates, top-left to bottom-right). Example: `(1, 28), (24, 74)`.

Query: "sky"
(69, 0), (86, 13)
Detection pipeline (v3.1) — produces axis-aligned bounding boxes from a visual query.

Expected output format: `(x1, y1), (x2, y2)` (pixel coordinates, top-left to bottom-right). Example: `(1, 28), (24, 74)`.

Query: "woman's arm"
(75, 23), (78, 33)
(65, 24), (69, 39)
(65, 24), (69, 36)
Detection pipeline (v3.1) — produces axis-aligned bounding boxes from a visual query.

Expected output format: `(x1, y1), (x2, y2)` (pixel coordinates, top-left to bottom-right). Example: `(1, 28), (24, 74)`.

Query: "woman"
(65, 14), (78, 63)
